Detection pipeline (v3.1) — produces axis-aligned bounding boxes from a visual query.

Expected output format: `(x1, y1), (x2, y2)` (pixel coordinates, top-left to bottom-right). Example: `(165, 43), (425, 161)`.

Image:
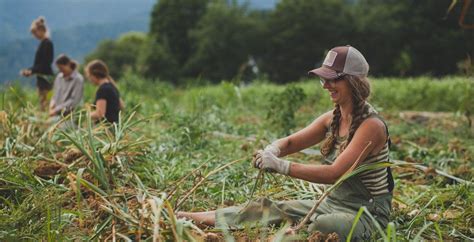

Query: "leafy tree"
(84, 32), (147, 79)
(184, 1), (265, 82)
(149, 0), (209, 73)
(261, 0), (353, 83)
(353, 0), (473, 76)
(136, 37), (179, 82)
(350, 0), (407, 76)
(401, 0), (472, 76)
(81, 0), (474, 84)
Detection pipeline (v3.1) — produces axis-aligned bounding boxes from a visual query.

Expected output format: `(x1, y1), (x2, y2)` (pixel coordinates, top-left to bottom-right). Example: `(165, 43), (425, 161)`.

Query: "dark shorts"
(36, 76), (52, 91)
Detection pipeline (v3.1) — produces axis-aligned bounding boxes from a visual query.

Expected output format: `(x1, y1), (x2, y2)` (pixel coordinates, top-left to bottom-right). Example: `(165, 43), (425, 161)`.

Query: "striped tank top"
(324, 115), (392, 195)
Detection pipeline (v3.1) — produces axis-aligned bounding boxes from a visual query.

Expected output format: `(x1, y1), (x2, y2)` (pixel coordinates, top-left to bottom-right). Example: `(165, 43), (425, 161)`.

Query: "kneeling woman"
(49, 54), (84, 118)
(85, 60), (124, 123)
(178, 46), (394, 240)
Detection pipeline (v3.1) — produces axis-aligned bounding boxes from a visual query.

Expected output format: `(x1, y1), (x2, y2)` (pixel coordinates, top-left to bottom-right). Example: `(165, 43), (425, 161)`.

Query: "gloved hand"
(252, 143), (280, 161)
(264, 143), (280, 157)
(252, 150), (290, 175)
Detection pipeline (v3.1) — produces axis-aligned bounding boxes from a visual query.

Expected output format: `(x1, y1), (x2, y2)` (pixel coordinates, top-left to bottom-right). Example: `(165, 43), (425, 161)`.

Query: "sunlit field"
(0, 76), (473, 240)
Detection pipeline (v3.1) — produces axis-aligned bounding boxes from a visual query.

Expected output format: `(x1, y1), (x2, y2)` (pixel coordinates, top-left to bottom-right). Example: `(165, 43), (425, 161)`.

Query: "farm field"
(0, 76), (473, 241)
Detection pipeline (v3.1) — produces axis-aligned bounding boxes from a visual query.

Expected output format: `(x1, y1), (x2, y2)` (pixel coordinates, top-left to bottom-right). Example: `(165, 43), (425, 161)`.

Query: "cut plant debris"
(0, 77), (473, 240)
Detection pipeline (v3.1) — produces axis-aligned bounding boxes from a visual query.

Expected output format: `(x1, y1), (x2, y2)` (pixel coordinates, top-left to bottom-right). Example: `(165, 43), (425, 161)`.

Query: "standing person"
(49, 54), (84, 119)
(20, 16), (54, 111)
(84, 60), (124, 123)
(178, 46), (394, 240)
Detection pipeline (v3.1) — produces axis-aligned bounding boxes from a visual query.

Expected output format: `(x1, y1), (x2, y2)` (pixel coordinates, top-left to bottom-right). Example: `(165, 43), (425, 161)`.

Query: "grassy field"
(0, 76), (473, 241)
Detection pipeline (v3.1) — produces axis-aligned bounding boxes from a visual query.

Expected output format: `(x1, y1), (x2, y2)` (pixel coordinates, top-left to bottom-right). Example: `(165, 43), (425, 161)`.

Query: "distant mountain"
(0, 16), (149, 83)
(0, 0), (156, 45)
(0, 0), (275, 46)
(0, 0), (155, 83)
(0, 0), (277, 84)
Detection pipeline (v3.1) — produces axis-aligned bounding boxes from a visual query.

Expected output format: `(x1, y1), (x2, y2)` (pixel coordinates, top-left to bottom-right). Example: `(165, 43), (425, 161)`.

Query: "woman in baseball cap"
(179, 46), (394, 240)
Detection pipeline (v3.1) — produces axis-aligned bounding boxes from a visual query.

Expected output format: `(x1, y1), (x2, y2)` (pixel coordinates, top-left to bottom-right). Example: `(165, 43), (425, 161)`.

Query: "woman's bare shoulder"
(318, 110), (334, 128)
(358, 117), (387, 139)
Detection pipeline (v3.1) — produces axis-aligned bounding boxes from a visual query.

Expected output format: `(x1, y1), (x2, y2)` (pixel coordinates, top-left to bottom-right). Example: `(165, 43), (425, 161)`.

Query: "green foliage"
(369, 77), (473, 112)
(119, 72), (173, 101)
(394, 50), (413, 76)
(82, 1), (473, 84)
(1, 74), (472, 240)
(136, 37), (180, 82)
(1, 82), (29, 109)
(261, 0), (353, 83)
(459, 80), (474, 126)
(150, 0), (209, 69)
(0, 186), (66, 240)
(185, 1), (265, 82)
(267, 85), (307, 135)
(353, 0), (474, 76)
(84, 32), (147, 79)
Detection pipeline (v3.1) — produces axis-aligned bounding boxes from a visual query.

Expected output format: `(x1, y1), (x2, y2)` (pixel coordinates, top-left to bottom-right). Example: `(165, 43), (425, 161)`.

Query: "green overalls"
(216, 116), (394, 241)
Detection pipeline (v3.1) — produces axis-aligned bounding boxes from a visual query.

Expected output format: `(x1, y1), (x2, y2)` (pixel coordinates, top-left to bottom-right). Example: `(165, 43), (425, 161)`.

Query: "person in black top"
(85, 60), (124, 123)
(21, 16), (54, 111)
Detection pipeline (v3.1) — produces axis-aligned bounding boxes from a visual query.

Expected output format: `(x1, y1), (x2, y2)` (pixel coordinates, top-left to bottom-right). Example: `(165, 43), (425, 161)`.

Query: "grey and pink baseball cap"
(308, 45), (369, 80)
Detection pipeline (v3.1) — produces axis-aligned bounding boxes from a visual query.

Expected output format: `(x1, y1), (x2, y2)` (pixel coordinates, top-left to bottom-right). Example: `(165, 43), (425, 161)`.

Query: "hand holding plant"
(253, 149), (291, 175)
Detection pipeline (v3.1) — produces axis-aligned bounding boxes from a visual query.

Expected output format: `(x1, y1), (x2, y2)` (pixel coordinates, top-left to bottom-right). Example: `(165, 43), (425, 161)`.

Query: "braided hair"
(320, 75), (372, 157)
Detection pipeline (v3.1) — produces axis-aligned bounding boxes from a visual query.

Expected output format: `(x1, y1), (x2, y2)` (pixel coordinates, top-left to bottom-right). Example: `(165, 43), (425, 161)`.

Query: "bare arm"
(274, 111), (333, 157)
(91, 99), (107, 120)
(288, 118), (387, 184)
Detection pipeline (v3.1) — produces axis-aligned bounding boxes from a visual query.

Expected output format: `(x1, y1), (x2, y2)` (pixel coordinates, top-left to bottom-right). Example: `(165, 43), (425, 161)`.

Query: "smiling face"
(321, 77), (353, 105)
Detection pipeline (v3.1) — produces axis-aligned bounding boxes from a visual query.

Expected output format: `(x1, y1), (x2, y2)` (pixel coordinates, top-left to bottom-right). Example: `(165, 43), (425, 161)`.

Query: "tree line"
(85, 0), (474, 84)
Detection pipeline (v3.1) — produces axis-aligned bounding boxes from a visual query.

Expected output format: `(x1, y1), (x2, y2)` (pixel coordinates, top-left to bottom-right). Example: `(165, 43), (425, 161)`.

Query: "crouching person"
(84, 60), (124, 124)
(48, 54), (84, 126)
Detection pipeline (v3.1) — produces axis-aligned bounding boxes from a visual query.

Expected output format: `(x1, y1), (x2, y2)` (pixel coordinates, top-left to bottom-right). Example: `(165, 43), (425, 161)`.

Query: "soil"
(308, 231), (340, 242)
(34, 160), (63, 178)
(64, 148), (83, 163)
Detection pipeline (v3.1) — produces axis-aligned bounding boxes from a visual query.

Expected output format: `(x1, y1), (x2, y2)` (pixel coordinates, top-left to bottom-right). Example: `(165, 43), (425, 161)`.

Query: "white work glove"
(252, 143), (281, 167)
(264, 143), (281, 157)
(253, 150), (290, 175)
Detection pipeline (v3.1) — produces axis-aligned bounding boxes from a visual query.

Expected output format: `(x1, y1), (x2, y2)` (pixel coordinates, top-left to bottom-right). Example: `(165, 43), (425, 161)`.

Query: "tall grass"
(0, 76), (472, 240)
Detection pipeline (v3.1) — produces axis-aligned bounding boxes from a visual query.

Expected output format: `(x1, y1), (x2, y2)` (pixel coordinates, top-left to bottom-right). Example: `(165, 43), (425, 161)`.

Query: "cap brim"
(308, 66), (338, 80)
